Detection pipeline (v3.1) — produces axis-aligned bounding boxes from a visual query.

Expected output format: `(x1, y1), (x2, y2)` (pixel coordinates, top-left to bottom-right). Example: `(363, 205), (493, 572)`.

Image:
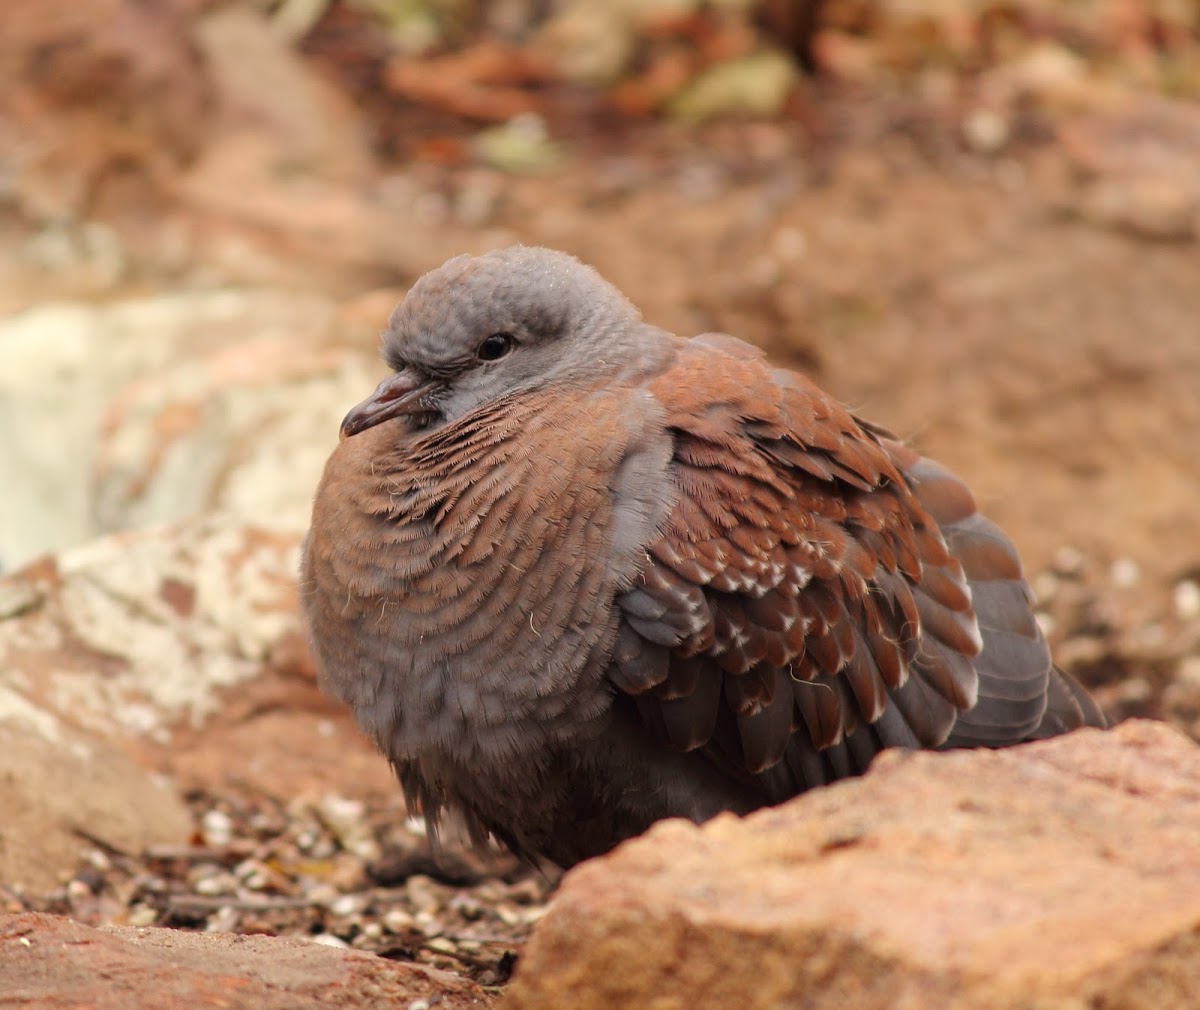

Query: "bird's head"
(340, 246), (646, 439)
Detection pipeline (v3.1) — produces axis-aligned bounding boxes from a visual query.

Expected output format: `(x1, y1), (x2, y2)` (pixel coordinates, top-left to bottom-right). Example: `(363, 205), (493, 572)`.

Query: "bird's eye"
(477, 333), (514, 361)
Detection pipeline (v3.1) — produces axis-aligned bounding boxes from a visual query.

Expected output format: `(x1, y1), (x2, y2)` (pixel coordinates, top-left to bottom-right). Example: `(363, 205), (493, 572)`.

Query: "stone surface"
(0, 518), (303, 741)
(0, 289), (355, 569)
(669, 51), (799, 123)
(1060, 97), (1200, 242)
(91, 335), (380, 540)
(194, 6), (373, 184)
(505, 720), (1200, 1010)
(0, 722), (191, 893)
(0, 515), (394, 889)
(0, 516), (395, 800)
(0, 912), (499, 1009)
(0, 0), (210, 220)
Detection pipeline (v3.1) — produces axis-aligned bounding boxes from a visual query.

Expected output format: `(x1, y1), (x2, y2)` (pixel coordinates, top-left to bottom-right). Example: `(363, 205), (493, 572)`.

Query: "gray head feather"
(382, 246), (654, 424)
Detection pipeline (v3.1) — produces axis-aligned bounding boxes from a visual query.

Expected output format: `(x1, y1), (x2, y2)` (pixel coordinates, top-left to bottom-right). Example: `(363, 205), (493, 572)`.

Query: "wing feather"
(607, 337), (1100, 791)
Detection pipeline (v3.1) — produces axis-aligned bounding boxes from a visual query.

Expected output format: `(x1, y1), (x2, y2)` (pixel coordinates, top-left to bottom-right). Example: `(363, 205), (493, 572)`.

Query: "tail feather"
(897, 448), (1105, 746)
(1026, 666), (1107, 739)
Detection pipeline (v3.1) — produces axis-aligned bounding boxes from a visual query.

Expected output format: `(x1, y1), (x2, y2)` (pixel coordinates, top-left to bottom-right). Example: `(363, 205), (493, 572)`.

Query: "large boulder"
(506, 720), (1200, 1010)
(0, 516), (395, 891)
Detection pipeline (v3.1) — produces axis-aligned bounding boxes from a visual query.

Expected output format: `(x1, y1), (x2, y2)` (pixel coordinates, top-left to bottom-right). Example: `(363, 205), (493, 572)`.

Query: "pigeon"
(301, 245), (1105, 868)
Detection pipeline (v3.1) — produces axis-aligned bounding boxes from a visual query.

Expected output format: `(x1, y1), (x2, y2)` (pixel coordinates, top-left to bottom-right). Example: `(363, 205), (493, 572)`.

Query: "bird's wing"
(610, 336), (1076, 793)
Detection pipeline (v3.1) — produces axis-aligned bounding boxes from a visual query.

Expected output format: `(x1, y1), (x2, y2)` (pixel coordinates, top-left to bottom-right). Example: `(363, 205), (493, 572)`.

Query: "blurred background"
(5, 0), (1199, 731)
(1, 0), (1199, 974)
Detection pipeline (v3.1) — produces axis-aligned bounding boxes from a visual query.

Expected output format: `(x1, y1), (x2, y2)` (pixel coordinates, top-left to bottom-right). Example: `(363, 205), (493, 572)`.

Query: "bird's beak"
(339, 370), (438, 440)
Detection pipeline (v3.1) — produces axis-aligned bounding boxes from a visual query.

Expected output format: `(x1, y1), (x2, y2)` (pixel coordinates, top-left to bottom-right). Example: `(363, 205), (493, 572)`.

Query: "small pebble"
(1130, 623), (1166, 650)
(126, 904), (159, 928)
(1109, 557), (1140, 588)
(450, 893), (484, 920)
(306, 883), (340, 907)
(66, 879), (92, 899)
(293, 827), (320, 853)
(405, 874), (443, 913)
(309, 933), (351, 949)
(1031, 570), (1058, 605)
(1173, 580), (1200, 620)
(495, 903), (525, 926)
(204, 905), (240, 933)
(73, 865), (106, 894)
(1177, 657), (1200, 685)
(507, 877), (549, 904)
(1051, 545), (1085, 577)
(233, 859), (271, 890)
(1113, 676), (1152, 704)
(425, 935), (458, 954)
(963, 108), (1010, 154)
(200, 809), (234, 848)
(1162, 680), (1200, 717)
(383, 908), (416, 932)
(330, 893), (365, 917)
(317, 793), (381, 863)
(193, 870), (238, 897)
(82, 848), (112, 874)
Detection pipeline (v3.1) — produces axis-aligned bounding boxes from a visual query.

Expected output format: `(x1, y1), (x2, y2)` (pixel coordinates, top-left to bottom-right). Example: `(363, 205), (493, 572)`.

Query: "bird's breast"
(301, 390), (675, 762)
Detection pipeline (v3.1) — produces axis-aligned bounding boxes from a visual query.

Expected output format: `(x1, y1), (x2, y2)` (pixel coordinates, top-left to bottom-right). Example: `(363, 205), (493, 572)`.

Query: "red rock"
(0, 912), (497, 1009)
(505, 721), (1200, 1010)
(0, 722), (191, 893)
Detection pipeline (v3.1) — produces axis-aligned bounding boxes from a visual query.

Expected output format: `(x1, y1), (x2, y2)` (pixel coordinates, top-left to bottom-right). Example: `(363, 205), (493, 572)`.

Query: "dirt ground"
(2, 0), (1199, 995)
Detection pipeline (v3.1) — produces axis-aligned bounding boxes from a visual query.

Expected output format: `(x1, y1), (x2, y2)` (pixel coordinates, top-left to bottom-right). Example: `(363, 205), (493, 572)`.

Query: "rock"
(0, 289), (351, 569)
(194, 6), (373, 183)
(473, 115), (564, 175)
(535, 3), (635, 86)
(0, 0), (210, 220)
(1074, 175), (1200, 242)
(0, 516), (395, 800)
(961, 107), (1010, 154)
(1059, 97), (1200, 242)
(0, 912), (498, 1010)
(0, 721), (191, 892)
(92, 336), (379, 539)
(505, 721), (1200, 1010)
(668, 51), (799, 123)
(979, 42), (1102, 111)
(177, 138), (487, 283)
(811, 29), (879, 84)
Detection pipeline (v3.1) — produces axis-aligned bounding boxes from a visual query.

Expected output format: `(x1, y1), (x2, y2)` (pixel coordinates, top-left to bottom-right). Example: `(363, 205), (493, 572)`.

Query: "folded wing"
(610, 338), (1102, 797)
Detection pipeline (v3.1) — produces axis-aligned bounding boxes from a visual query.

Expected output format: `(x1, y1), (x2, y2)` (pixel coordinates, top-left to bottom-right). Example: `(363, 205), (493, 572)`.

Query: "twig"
(166, 893), (314, 913)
